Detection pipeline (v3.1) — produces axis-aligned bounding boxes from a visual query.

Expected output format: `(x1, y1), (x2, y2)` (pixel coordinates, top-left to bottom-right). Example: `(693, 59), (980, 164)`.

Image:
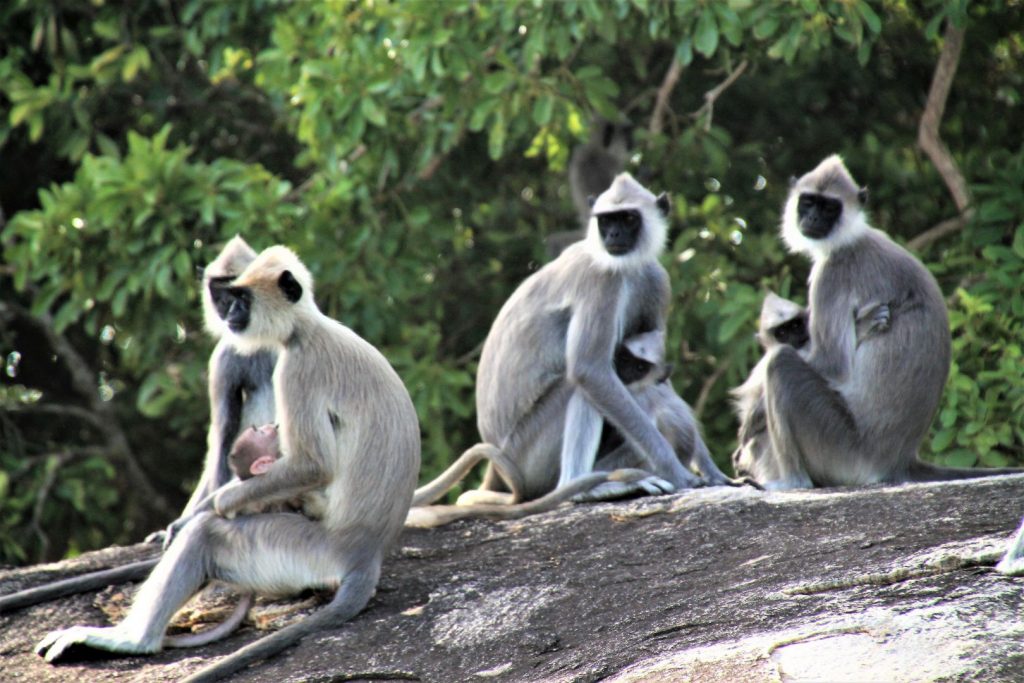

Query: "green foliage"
(0, 0), (1021, 564)
(925, 151), (1024, 468)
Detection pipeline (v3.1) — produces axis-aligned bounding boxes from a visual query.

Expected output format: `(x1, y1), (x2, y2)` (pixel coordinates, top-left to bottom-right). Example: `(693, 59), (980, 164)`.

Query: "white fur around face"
(583, 172), (668, 270)
(781, 192), (869, 263)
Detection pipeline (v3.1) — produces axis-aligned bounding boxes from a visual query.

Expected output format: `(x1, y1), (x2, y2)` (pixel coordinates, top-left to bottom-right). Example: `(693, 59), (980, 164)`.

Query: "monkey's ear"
(587, 194), (597, 208)
(196, 265), (205, 281)
(278, 270), (303, 303)
(789, 175), (798, 188)
(857, 186), (869, 206)
(656, 192), (671, 218)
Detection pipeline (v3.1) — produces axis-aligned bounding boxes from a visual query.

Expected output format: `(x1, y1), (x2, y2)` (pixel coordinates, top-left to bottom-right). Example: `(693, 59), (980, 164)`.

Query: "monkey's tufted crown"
(591, 173), (658, 215)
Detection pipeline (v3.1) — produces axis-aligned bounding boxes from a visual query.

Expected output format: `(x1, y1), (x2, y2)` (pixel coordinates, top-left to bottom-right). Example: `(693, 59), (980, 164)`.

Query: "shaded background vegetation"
(1, 0), (1021, 565)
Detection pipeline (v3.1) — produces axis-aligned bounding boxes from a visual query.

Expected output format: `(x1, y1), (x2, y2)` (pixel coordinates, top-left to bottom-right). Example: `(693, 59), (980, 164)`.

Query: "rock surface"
(2, 474), (1024, 682)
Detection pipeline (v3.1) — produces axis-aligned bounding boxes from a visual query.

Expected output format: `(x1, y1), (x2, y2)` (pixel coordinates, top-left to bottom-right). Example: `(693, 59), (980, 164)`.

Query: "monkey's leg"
(181, 516), (379, 683)
(36, 512), (220, 661)
(762, 345), (859, 489)
(996, 516), (1024, 576)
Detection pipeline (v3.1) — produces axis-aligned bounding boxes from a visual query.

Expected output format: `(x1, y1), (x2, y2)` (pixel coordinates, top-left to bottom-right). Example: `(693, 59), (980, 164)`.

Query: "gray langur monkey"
(36, 246), (421, 683)
(405, 329), (722, 528)
(546, 117), (632, 258)
(756, 155), (1022, 489)
(147, 236), (277, 544)
(465, 173), (729, 504)
(183, 236), (278, 518)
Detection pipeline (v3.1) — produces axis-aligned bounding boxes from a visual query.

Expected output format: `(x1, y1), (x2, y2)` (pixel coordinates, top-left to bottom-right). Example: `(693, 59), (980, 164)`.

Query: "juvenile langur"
(36, 246), (421, 683)
(546, 117), (632, 258)
(161, 427), (270, 650)
(730, 293), (810, 480)
(147, 236), (277, 546)
(585, 330), (734, 499)
(465, 173), (728, 505)
(731, 291), (891, 480)
(756, 155), (1022, 488)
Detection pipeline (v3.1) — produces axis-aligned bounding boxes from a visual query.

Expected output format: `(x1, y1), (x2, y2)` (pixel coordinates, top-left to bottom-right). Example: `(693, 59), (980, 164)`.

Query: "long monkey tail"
(180, 564), (379, 683)
(410, 442), (525, 506)
(0, 558), (159, 614)
(905, 459), (1024, 483)
(163, 593), (253, 649)
(405, 468), (652, 529)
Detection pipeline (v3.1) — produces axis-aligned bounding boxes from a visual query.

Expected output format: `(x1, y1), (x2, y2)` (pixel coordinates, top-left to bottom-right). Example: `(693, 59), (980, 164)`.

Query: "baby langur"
(754, 155), (1022, 489)
(585, 330), (734, 499)
(37, 246), (421, 683)
(164, 423), (326, 649)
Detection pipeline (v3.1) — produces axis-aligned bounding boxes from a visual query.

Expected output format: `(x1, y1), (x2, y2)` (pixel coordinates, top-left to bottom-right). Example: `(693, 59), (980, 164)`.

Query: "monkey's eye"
(625, 212), (640, 228)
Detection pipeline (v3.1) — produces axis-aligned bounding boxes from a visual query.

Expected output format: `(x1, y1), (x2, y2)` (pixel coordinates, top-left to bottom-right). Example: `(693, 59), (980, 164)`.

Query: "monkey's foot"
(36, 626), (158, 663)
(727, 475), (764, 490)
(995, 556), (1024, 576)
(573, 475), (675, 503)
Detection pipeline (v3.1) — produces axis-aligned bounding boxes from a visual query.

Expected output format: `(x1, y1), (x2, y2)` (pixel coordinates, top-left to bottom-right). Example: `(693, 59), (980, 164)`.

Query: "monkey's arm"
(854, 300), (891, 345)
(565, 285), (700, 489)
(182, 349), (244, 517)
(213, 461), (326, 517)
(806, 282), (859, 382)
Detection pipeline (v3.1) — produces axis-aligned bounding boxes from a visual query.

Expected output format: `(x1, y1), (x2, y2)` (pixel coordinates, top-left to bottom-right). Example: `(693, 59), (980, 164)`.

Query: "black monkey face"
(614, 345), (654, 385)
(208, 276), (236, 321)
(797, 193), (843, 239)
(225, 286), (252, 333)
(770, 315), (809, 350)
(597, 209), (643, 255)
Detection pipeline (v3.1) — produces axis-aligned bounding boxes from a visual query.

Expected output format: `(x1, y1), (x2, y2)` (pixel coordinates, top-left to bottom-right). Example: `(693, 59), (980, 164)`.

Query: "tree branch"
(917, 22), (970, 214)
(906, 214), (970, 252)
(691, 60), (748, 132)
(0, 299), (174, 520)
(649, 58), (684, 136)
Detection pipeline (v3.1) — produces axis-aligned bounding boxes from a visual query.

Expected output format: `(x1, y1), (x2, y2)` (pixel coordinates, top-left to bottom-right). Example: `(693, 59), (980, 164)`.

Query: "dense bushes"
(1, 0), (1020, 564)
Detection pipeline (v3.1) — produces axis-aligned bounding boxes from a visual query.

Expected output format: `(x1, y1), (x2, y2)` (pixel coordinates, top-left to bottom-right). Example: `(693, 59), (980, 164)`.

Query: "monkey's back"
(276, 313), (421, 544)
(813, 228), (950, 451)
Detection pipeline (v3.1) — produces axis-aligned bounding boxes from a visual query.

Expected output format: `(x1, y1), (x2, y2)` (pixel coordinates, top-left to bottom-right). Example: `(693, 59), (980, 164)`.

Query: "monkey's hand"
(36, 625), (159, 663)
(572, 474), (675, 503)
(854, 301), (891, 343)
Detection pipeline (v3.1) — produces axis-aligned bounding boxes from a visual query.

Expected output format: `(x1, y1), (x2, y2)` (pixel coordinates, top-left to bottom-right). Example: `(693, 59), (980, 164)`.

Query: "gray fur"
(36, 246), (421, 682)
(752, 156), (1020, 489)
(472, 174), (725, 502)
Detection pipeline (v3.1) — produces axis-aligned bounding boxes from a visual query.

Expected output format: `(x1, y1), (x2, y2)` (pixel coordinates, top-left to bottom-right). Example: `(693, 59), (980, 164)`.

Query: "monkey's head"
(782, 155), (869, 262)
(224, 245), (314, 351)
(615, 330), (671, 387)
(757, 292), (809, 350)
(586, 173), (670, 269)
(229, 424), (280, 479)
(202, 235), (258, 339)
